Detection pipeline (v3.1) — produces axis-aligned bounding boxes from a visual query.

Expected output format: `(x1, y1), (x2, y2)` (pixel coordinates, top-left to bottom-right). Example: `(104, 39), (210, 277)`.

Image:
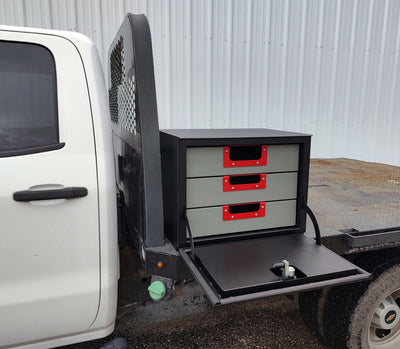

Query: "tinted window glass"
(0, 41), (58, 152)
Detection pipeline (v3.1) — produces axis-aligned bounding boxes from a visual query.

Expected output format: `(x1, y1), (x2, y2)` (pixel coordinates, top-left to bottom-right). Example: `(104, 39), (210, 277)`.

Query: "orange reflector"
(157, 261), (163, 268)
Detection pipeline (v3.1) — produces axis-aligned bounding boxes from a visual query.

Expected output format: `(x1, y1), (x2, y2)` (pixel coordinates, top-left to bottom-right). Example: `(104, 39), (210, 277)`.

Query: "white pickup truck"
(0, 15), (119, 349)
(1, 14), (400, 349)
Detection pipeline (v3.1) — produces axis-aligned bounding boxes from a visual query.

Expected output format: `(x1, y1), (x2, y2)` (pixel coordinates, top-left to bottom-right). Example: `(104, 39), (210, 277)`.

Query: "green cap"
(148, 280), (166, 301)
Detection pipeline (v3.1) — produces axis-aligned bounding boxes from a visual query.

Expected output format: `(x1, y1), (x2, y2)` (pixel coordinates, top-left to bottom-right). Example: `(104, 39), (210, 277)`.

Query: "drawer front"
(186, 144), (299, 178)
(186, 200), (296, 238)
(186, 172), (298, 208)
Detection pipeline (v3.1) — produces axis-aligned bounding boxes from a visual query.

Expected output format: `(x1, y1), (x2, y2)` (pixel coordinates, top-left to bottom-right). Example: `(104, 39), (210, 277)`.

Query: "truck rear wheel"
(348, 264), (400, 348)
(322, 254), (400, 348)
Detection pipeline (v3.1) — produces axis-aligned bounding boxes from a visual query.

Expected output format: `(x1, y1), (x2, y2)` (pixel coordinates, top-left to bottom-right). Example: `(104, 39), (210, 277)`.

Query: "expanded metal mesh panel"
(109, 38), (123, 124)
(109, 37), (137, 134)
(118, 75), (136, 134)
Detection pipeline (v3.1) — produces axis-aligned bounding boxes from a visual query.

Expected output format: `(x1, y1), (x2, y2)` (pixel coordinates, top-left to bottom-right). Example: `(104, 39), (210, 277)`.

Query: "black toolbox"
(160, 128), (370, 305)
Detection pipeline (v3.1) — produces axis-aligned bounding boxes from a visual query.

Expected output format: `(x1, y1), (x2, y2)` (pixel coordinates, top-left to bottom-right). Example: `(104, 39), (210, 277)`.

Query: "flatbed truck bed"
(306, 158), (400, 254)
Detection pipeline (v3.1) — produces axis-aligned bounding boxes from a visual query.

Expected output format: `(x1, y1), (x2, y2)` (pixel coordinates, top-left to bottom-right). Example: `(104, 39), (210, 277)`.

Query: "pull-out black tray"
(180, 233), (370, 305)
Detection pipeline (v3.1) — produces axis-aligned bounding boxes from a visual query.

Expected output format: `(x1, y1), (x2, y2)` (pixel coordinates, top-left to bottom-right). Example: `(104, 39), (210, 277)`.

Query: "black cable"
(184, 213), (195, 262)
(304, 203), (322, 245)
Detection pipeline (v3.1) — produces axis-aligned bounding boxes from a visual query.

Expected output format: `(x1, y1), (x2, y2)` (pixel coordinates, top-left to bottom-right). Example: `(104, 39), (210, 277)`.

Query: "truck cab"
(0, 26), (118, 348)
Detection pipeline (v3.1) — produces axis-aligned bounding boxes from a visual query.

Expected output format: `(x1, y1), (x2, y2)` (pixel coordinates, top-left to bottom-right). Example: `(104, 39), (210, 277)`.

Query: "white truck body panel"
(0, 26), (118, 348)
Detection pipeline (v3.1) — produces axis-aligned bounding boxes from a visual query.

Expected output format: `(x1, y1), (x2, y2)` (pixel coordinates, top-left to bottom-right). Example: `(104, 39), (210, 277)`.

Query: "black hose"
(304, 203), (322, 245)
(184, 213), (195, 262)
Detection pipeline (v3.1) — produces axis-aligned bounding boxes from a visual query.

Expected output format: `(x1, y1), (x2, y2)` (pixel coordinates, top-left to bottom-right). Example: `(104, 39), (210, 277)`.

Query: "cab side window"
(0, 41), (59, 155)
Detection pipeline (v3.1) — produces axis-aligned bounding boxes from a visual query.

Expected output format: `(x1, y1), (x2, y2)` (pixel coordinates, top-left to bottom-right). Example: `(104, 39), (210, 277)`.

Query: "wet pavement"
(120, 292), (326, 348)
(63, 280), (327, 349)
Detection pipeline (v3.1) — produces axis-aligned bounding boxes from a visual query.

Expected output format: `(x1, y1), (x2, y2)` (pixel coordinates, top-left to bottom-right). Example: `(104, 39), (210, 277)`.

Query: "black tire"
(298, 288), (330, 340)
(322, 251), (400, 349)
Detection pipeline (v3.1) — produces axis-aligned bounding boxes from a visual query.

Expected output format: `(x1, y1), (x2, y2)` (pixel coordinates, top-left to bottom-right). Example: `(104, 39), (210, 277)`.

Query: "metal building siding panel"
(335, 0), (358, 158)
(315, 0), (338, 156)
(1, 0), (400, 165)
(248, 0), (269, 129)
(1, 0), (26, 26)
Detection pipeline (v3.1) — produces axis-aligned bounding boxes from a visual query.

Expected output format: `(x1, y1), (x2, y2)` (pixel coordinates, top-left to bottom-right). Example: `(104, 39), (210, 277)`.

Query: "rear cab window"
(0, 41), (61, 156)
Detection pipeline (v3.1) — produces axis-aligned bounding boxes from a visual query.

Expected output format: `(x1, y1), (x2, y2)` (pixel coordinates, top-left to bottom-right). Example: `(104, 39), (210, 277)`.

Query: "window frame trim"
(0, 142), (65, 158)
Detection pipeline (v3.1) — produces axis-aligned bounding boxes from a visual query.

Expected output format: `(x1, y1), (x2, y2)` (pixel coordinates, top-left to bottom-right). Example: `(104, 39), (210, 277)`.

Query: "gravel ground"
(121, 296), (326, 348)
(63, 282), (327, 349)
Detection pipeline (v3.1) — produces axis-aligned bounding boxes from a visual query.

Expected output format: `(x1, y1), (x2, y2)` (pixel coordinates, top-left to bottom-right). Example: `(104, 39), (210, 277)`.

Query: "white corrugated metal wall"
(1, 0), (400, 165)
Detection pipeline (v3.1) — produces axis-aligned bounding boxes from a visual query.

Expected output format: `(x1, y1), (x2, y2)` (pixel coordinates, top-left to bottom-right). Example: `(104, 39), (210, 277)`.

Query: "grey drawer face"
(186, 172), (298, 208)
(186, 200), (297, 238)
(186, 144), (299, 178)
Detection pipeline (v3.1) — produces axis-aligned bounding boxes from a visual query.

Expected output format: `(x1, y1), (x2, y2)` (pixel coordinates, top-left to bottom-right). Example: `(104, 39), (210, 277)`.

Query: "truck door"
(0, 31), (100, 346)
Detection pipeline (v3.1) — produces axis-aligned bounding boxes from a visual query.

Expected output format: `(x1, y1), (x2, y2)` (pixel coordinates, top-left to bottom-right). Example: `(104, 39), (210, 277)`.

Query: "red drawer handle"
(223, 145), (267, 167)
(223, 202), (266, 221)
(223, 174), (267, 192)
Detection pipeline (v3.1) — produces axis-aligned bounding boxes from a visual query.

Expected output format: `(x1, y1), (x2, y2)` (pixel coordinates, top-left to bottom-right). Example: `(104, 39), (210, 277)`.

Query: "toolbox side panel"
(160, 132), (186, 248)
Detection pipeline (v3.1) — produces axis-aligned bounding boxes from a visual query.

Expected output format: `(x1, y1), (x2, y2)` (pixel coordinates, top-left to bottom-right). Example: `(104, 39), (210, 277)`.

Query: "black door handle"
(13, 187), (88, 202)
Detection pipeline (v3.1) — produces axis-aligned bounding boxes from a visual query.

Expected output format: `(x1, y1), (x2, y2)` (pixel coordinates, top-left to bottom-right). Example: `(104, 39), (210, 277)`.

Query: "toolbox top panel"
(161, 128), (311, 141)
